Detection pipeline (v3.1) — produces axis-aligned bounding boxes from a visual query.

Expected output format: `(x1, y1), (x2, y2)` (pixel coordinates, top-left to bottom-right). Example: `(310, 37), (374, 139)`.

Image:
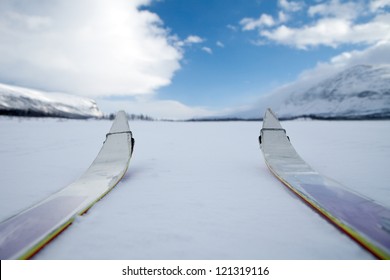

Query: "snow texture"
(0, 83), (103, 119)
(0, 117), (389, 259)
(235, 64), (390, 119)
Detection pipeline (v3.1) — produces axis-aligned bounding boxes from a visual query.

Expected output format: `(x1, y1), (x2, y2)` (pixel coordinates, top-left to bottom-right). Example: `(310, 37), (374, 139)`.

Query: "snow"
(278, 65), (390, 118)
(234, 64), (390, 119)
(0, 117), (389, 259)
(0, 83), (103, 118)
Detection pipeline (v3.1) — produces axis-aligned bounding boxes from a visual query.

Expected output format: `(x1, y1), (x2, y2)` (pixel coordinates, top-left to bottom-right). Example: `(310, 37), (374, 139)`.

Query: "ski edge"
(265, 160), (390, 260)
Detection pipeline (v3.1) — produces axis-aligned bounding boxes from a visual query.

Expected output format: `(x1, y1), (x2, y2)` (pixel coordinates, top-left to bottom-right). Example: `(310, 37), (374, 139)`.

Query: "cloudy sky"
(0, 0), (389, 119)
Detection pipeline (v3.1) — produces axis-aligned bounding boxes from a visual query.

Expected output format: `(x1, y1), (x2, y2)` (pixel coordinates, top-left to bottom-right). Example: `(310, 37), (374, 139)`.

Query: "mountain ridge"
(230, 64), (390, 120)
(0, 83), (103, 119)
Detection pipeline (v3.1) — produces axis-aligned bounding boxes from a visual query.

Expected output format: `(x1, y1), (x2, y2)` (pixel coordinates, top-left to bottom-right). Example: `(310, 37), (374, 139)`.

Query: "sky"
(0, 0), (389, 119)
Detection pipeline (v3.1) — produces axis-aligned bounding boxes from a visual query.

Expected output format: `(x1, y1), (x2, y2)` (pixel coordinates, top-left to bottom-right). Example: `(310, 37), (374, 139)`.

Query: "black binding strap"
(261, 128), (286, 133)
(106, 131), (132, 138)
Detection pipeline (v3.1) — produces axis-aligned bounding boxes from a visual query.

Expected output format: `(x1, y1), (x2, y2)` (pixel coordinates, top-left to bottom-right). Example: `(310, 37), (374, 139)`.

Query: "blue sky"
(0, 0), (389, 119)
(147, 0), (347, 108)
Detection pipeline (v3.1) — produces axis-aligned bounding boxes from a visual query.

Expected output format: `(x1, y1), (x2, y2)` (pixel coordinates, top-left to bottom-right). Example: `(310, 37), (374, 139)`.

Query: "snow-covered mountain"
(0, 83), (103, 118)
(234, 64), (390, 119)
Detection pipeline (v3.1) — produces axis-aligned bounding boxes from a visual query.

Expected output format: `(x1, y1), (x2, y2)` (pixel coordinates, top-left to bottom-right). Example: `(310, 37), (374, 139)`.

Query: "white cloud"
(202, 47), (213, 54)
(216, 41), (225, 48)
(239, 2), (302, 32)
(264, 12), (389, 49)
(278, 11), (289, 23)
(329, 40), (390, 67)
(4, 11), (52, 30)
(0, 0), (182, 97)
(174, 35), (205, 50)
(370, 0), (390, 11)
(241, 0), (390, 49)
(308, 0), (363, 20)
(278, 0), (304, 12)
(227, 24), (238, 31)
(261, 18), (353, 49)
(184, 35), (204, 44)
(240, 14), (275, 31)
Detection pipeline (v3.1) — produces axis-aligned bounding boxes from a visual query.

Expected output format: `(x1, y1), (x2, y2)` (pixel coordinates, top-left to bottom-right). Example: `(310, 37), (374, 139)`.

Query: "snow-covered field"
(0, 117), (389, 259)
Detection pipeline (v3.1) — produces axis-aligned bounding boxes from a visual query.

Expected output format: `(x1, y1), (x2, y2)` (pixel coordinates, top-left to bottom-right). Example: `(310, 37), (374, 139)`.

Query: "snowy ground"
(0, 117), (389, 259)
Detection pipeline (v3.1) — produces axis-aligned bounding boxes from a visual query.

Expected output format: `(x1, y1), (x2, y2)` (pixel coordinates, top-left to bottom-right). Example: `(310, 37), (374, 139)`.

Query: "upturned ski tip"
(262, 108), (284, 130)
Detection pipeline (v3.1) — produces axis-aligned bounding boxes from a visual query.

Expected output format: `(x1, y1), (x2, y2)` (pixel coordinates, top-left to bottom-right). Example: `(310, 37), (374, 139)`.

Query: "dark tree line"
(106, 113), (154, 121)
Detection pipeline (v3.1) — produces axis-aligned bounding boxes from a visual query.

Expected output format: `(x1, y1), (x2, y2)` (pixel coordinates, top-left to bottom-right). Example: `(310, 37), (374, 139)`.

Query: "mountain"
(0, 83), (103, 119)
(234, 64), (390, 120)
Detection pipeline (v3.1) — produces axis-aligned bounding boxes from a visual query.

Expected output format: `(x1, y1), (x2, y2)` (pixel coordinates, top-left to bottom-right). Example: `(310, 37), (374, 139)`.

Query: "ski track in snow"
(0, 118), (389, 259)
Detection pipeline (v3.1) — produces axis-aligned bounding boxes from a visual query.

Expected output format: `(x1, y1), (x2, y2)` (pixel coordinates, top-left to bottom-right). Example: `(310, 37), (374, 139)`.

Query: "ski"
(0, 111), (135, 260)
(259, 108), (390, 259)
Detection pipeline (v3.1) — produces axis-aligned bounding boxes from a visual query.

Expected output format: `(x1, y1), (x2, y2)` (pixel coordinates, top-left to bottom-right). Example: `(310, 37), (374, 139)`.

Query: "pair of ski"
(0, 109), (389, 259)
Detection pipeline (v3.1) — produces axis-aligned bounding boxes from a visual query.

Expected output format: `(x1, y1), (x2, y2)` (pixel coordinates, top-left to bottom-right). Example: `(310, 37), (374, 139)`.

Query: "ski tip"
(262, 108), (284, 130)
(115, 110), (128, 120)
(264, 107), (274, 115)
(264, 108), (278, 120)
(108, 111), (131, 135)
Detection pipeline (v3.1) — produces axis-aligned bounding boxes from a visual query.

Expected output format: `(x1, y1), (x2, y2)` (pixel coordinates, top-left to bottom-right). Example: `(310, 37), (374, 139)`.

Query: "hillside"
(234, 64), (390, 120)
(0, 83), (103, 119)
